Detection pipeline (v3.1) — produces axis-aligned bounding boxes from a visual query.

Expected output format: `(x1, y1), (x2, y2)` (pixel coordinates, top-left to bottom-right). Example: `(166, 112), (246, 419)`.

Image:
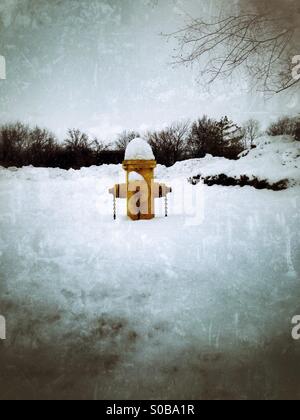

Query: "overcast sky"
(0, 0), (299, 141)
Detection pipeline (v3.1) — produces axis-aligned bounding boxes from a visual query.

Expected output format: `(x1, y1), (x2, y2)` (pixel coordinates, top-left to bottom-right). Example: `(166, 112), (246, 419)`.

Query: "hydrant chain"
(113, 196), (116, 220)
(165, 196), (168, 217)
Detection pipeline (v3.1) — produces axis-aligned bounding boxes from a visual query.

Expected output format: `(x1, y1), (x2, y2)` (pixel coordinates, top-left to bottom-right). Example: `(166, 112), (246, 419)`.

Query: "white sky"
(0, 0), (299, 141)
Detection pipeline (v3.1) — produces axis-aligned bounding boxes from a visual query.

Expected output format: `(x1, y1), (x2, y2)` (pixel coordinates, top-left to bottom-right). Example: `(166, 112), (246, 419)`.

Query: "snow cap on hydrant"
(109, 138), (172, 221)
(125, 138), (155, 161)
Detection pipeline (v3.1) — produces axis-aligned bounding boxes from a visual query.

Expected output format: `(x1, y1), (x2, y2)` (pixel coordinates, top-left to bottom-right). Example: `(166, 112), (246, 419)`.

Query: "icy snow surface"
(125, 138), (155, 161)
(0, 139), (300, 399)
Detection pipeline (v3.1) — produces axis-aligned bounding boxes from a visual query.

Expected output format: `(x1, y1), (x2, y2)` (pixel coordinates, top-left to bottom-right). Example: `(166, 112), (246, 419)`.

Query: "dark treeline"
(0, 125), (123, 170)
(0, 115), (299, 169)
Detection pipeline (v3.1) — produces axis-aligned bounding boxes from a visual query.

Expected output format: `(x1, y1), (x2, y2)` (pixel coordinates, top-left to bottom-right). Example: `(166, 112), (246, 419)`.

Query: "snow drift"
(159, 135), (300, 189)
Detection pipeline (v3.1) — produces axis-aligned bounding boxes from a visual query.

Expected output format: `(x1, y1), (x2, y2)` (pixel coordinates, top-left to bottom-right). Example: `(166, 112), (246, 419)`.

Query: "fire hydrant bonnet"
(125, 138), (155, 161)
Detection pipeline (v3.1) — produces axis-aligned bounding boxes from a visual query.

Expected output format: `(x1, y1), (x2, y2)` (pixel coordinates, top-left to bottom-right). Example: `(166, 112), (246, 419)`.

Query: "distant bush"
(295, 122), (300, 142)
(146, 122), (190, 166)
(189, 174), (289, 191)
(242, 119), (261, 148)
(95, 150), (124, 166)
(267, 116), (300, 138)
(24, 127), (58, 167)
(0, 123), (124, 169)
(187, 116), (244, 160)
(0, 122), (29, 166)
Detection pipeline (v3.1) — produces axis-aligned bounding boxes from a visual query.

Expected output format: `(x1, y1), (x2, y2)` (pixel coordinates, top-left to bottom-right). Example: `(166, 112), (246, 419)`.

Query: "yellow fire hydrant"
(109, 138), (172, 220)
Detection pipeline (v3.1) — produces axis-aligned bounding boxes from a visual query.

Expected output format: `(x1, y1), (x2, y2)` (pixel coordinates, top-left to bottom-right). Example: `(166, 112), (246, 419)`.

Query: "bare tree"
(0, 122), (30, 165)
(91, 138), (110, 165)
(187, 115), (244, 159)
(92, 138), (109, 154)
(172, 0), (300, 94)
(188, 116), (222, 158)
(146, 121), (190, 166)
(243, 119), (261, 147)
(115, 131), (140, 152)
(25, 127), (57, 165)
(64, 129), (93, 153)
(267, 116), (299, 137)
(64, 129), (94, 168)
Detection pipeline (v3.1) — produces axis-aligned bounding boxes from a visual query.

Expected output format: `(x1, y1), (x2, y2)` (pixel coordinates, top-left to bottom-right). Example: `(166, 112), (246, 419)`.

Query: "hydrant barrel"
(123, 159), (156, 220)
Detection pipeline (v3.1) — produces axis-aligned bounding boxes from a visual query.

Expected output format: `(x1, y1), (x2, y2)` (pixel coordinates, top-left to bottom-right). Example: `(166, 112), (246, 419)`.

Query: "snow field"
(0, 136), (300, 399)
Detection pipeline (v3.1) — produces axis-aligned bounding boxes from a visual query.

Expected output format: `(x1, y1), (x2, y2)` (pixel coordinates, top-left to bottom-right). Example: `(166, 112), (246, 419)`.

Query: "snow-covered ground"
(0, 136), (300, 400)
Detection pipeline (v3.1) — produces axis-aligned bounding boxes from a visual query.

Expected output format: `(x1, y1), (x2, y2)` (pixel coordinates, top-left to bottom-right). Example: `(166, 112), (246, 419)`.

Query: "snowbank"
(157, 136), (300, 186)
